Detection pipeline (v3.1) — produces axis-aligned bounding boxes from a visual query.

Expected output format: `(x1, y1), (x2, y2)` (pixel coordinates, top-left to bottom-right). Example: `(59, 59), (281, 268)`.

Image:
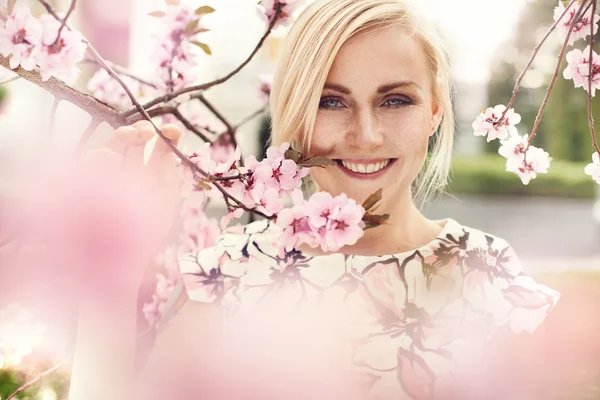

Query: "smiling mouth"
(333, 158), (396, 175)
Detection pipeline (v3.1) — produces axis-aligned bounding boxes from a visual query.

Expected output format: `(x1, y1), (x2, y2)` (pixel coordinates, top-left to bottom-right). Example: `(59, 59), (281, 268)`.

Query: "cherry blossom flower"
(87, 69), (157, 110)
(563, 46), (600, 96)
(584, 151), (600, 184)
(499, 136), (551, 185)
(554, 0), (600, 46)
(0, 6), (42, 71)
(0, 303), (46, 369)
(36, 15), (87, 83)
(472, 105), (521, 142)
(277, 191), (365, 252)
(257, 0), (305, 28)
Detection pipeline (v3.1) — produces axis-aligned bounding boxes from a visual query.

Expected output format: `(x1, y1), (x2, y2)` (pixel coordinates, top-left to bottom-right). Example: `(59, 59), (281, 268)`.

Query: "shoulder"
(437, 219), (561, 335)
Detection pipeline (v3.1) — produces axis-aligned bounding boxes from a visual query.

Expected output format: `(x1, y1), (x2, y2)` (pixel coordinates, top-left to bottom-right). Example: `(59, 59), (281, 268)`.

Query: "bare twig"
(197, 94), (234, 134)
(76, 118), (101, 150)
(0, 55), (124, 126)
(52, 0), (76, 48)
(123, 3), (284, 118)
(499, 0), (578, 123)
(49, 96), (61, 138)
(0, 75), (22, 85)
(5, 357), (70, 400)
(528, 0), (592, 145)
(234, 105), (268, 130)
(172, 108), (213, 143)
(82, 57), (159, 89)
(587, 0), (600, 156)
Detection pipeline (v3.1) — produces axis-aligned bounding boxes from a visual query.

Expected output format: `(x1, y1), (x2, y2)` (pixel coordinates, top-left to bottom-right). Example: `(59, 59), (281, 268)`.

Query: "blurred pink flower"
(584, 151), (600, 183)
(0, 6), (42, 71)
(257, 0), (305, 28)
(472, 105), (521, 142)
(258, 74), (273, 103)
(554, 0), (600, 46)
(563, 46), (600, 96)
(36, 14), (87, 83)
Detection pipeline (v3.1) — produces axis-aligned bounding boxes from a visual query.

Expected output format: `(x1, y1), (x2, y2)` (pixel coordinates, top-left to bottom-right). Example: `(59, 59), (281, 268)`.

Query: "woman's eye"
(384, 96), (412, 108)
(319, 97), (344, 110)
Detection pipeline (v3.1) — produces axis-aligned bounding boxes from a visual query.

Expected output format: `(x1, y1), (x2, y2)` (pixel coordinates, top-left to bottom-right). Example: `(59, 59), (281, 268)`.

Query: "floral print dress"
(177, 218), (560, 400)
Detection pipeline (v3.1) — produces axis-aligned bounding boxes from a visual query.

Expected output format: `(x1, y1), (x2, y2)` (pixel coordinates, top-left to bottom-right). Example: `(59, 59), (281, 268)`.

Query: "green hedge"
(447, 154), (597, 199)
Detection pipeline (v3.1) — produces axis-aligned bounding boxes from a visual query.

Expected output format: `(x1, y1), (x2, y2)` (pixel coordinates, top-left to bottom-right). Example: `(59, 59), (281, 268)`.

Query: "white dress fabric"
(177, 218), (560, 399)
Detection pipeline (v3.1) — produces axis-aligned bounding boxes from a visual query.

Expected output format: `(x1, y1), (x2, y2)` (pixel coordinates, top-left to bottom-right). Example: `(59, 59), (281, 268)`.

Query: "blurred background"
(1, 0), (600, 398)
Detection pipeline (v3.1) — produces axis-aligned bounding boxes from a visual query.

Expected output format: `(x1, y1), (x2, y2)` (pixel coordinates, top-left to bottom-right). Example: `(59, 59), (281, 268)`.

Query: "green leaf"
(147, 10), (166, 17)
(284, 148), (302, 163)
(362, 188), (382, 212)
(193, 28), (210, 35)
(195, 5), (216, 15)
(194, 180), (212, 191)
(298, 156), (337, 168)
(191, 41), (212, 55)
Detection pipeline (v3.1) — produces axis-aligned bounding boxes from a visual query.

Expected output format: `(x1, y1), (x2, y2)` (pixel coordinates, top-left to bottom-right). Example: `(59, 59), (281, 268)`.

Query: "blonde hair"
(269, 0), (455, 208)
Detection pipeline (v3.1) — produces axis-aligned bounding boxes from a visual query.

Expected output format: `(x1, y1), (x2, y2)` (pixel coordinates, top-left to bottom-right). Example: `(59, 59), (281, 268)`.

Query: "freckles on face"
(307, 25), (440, 202)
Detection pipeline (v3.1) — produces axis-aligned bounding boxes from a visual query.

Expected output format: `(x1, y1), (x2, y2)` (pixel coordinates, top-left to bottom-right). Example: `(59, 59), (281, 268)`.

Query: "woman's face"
(309, 25), (442, 208)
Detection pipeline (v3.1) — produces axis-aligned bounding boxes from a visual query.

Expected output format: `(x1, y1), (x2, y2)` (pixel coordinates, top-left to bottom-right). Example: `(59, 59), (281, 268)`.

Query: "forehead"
(326, 24), (431, 92)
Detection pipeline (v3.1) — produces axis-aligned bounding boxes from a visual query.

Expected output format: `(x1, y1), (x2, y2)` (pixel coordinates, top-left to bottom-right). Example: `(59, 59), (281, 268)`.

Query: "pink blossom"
(322, 194), (365, 251)
(563, 46), (600, 97)
(220, 208), (245, 230)
(0, 6), (42, 71)
(554, 1), (600, 46)
(472, 105), (521, 142)
(36, 15), (87, 83)
(257, 0), (305, 28)
(584, 151), (600, 184)
(213, 145), (241, 175)
(499, 135), (551, 185)
(87, 69), (156, 110)
(276, 206), (315, 250)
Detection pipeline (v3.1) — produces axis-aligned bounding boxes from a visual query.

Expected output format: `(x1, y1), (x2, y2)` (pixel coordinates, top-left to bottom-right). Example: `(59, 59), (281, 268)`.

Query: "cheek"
(382, 112), (431, 153)
(309, 113), (349, 155)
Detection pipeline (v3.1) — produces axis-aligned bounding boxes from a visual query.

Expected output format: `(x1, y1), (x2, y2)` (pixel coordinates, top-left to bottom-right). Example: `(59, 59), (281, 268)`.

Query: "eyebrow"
(323, 81), (422, 94)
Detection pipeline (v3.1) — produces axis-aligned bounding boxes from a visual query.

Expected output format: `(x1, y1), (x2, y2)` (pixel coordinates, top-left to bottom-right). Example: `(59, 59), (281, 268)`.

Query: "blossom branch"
(528, 0), (592, 145)
(499, 0), (578, 123)
(76, 117), (101, 149)
(196, 94), (242, 160)
(122, 3), (283, 118)
(588, 0), (600, 156)
(0, 55), (124, 126)
(5, 357), (70, 400)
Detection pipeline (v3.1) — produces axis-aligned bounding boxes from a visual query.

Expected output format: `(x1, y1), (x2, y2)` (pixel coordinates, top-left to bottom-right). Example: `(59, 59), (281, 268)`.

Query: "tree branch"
(82, 57), (159, 89)
(172, 108), (213, 143)
(0, 55), (124, 127)
(122, 3), (284, 118)
(53, 0), (76, 48)
(5, 357), (70, 400)
(528, 0), (592, 145)
(76, 118), (101, 150)
(499, 0), (578, 123)
(234, 105), (268, 130)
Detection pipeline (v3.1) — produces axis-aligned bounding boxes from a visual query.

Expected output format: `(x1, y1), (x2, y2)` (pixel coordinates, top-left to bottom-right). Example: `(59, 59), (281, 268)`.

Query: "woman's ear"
(430, 101), (443, 137)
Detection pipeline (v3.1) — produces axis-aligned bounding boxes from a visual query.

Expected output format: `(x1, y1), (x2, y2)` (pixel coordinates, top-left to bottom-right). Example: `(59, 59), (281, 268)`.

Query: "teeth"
(341, 159), (390, 174)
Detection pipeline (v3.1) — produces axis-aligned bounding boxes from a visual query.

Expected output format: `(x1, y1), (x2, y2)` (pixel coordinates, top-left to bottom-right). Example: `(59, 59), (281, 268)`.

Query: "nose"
(346, 108), (384, 150)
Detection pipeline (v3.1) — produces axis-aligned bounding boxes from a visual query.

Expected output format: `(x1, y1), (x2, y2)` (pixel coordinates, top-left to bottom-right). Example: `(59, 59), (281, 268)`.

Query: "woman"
(69, 0), (560, 399)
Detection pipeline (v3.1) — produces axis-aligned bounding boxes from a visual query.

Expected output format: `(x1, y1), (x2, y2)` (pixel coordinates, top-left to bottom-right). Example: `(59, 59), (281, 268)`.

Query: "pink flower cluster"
(276, 190), (365, 252)
(181, 142), (309, 229)
(584, 151), (600, 183)
(564, 46), (600, 97)
(258, 74), (273, 103)
(472, 105), (521, 142)
(151, 4), (206, 93)
(498, 134), (551, 185)
(257, 0), (305, 28)
(0, 7), (86, 83)
(554, 0), (599, 46)
(87, 69), (157, 110)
